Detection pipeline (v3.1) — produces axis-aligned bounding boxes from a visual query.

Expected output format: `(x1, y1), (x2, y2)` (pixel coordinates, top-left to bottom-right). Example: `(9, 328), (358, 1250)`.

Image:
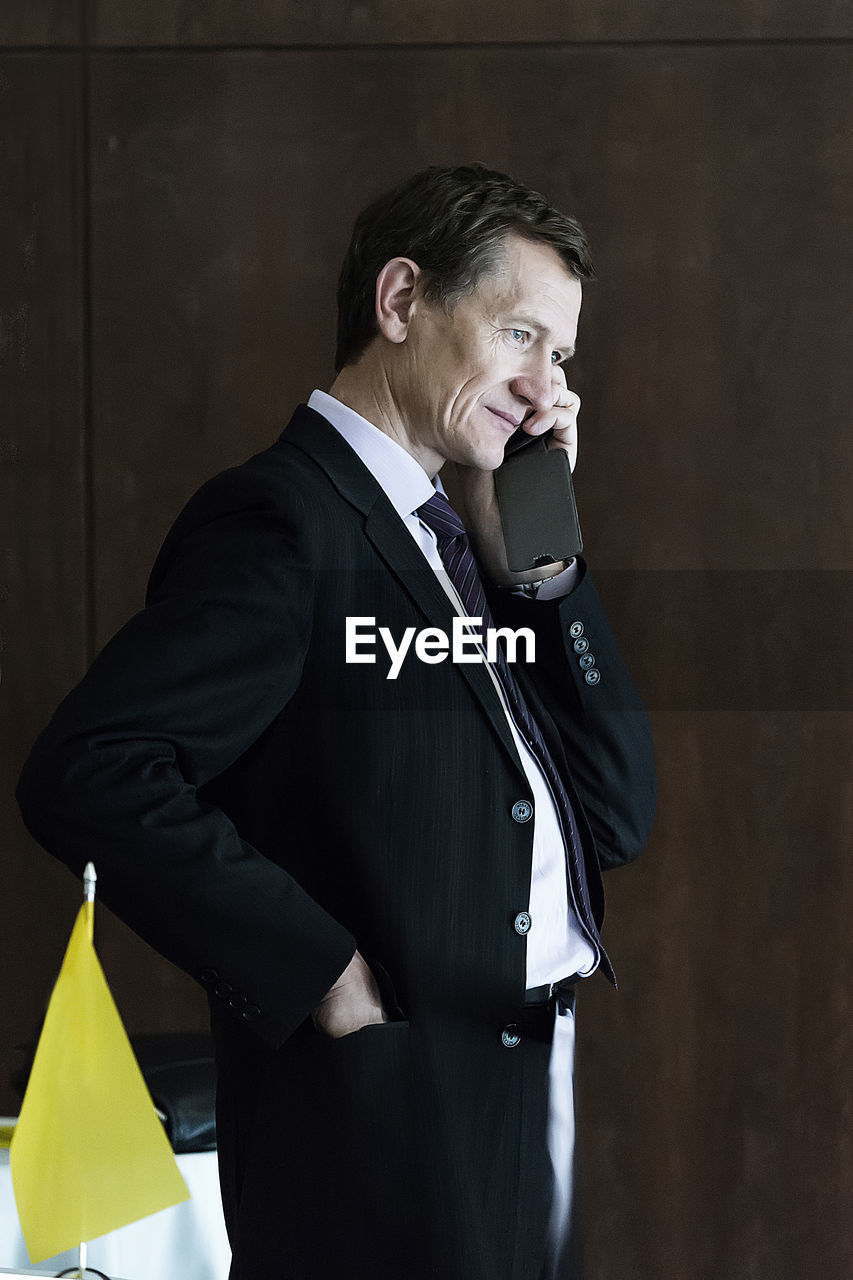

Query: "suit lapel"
(281, 405), (524, 773)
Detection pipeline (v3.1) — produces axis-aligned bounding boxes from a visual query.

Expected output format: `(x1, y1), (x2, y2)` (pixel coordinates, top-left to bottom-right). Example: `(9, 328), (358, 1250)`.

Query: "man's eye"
(510, 329), (529, 343)
(551, 351), (562, 365)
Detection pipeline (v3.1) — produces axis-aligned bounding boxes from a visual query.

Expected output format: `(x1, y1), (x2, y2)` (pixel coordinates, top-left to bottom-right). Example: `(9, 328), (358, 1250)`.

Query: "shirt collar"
(308, 389), (438, 518)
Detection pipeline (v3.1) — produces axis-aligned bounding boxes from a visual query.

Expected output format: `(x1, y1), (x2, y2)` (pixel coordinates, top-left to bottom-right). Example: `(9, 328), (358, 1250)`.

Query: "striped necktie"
(417, 490), (611, 979)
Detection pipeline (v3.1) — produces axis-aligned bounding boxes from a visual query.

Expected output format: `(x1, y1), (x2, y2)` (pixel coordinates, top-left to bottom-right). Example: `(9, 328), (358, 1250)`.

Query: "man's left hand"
(518, 366), (580, 475)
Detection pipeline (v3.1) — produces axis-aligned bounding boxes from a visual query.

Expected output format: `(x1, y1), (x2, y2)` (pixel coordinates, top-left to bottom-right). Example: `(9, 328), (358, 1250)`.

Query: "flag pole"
(77, 863), (97, 1279)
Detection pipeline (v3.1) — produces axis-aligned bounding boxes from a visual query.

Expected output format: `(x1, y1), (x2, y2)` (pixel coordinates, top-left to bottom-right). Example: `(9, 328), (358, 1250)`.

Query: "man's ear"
(374, 257), (422, 345)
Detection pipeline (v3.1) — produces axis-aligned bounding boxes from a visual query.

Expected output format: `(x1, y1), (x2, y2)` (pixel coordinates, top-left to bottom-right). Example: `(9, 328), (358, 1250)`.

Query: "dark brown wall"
(2, 6), (851, 1277)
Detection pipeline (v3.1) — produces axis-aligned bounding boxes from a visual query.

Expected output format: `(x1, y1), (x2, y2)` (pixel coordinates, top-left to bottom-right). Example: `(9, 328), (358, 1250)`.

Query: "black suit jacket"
(17, 405), (656, 1280)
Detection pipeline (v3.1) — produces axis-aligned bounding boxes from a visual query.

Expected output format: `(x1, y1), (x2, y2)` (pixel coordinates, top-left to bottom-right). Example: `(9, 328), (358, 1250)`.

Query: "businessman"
(17, 164), (656, 1279)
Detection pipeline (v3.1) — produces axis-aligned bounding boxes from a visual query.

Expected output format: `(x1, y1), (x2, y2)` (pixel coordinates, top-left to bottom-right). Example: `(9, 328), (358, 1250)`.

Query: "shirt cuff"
(510, 558), (580, 601)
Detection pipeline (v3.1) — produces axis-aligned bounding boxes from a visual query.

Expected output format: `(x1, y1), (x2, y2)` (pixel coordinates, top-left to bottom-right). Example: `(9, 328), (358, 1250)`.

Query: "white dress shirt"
(308, 389), (598, 987)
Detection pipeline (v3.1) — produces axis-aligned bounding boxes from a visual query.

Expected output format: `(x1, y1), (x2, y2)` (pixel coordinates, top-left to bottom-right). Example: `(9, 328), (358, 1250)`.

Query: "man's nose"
(510, 363), (555, 415)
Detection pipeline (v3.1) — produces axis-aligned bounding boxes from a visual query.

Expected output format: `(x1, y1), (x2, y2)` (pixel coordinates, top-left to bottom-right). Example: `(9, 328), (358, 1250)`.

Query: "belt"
(524, 974), (580, 1009)
(513, 977), (579, 1047)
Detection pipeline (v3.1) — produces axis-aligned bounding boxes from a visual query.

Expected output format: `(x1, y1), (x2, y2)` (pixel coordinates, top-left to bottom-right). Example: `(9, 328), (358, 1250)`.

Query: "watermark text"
(346, 616), (535, 680)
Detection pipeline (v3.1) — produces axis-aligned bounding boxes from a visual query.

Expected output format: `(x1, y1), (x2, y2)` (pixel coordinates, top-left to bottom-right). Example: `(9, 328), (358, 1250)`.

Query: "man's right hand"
(311, 949), (389, 1038)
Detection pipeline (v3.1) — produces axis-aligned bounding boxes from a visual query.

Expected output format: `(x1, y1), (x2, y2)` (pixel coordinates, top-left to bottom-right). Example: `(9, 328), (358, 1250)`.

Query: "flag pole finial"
(83, 863), (97, 904)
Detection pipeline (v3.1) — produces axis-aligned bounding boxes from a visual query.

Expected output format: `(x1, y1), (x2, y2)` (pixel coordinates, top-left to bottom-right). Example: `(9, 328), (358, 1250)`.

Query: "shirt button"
(585, 669), (601, 686)
(501, 1025), (522, 1049)
(514, 911), (532, 935)
(573, 636), (589, 654)
(569, 621), (584, 638)
(511, 800), (533, 823)
(579, 653), (596, 671)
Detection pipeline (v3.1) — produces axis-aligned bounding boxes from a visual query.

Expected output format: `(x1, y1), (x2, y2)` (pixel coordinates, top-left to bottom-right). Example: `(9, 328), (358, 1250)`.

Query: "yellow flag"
(10, 899), (190, 1262)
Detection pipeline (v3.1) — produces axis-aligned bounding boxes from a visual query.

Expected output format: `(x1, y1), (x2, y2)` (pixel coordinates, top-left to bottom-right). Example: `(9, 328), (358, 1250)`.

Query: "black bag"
(12, 1031), (217, 1154)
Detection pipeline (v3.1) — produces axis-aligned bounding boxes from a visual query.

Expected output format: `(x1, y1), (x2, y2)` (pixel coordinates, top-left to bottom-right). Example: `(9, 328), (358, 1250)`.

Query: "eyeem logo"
(346, 616), (535, 681)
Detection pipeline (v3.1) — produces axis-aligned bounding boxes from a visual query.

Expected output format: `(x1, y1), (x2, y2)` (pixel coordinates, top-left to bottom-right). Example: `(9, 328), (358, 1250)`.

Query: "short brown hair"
(334, 163), (595, 372)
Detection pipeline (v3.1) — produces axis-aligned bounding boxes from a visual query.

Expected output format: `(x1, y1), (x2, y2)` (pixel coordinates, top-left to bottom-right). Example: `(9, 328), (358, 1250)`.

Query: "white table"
(0, 1135), (231, 1280)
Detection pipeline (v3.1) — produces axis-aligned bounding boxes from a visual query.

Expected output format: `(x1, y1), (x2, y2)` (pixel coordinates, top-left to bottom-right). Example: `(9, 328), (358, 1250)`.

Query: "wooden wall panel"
(0, 54), (86, 1116)
(89, 45), (852, 629)
(86, 0), (853, 47)
(577, 708), (853, 1277)
(0, 3), (81, 46)
(0, 50), (210, 1116)
(568, 44), (853, 575)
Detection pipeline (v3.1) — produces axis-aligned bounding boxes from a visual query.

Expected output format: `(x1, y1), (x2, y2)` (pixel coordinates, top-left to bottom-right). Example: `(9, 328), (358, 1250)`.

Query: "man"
(17, 164), (656, 1279)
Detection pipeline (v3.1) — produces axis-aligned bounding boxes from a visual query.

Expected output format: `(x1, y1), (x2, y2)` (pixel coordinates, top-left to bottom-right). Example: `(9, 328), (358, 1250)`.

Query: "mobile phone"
(494, 427), (583, 572)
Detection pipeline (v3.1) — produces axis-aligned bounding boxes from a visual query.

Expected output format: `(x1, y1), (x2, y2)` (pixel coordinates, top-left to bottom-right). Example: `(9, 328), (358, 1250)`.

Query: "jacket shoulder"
(180, 434), (325, 521)
(145, 435), (338, 597)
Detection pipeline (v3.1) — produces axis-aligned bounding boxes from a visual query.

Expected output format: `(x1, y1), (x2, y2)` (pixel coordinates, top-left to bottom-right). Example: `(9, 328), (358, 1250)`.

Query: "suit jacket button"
(573, 636), (589, 654)
(501, 1025), (522, 1048)
(584, 669), (601, 685)
(514, 912), (532, 935)
(579, 653), (596, 671)
(511, 800), (533, 823)
(199, 968), (219, 988)
(569, 621), (584, 638)
(229, 993), (247, 1010)
(241, 1004), (262, 1021)
(215, 982), (233, 998)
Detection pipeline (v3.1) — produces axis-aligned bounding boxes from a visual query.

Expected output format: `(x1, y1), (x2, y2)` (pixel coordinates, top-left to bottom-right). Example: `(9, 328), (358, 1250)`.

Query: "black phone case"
(494, 431), (583, 572)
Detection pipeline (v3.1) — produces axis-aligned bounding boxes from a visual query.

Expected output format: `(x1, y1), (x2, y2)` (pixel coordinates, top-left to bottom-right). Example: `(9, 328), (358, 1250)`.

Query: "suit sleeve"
(486, 557), (657, 869)
(16, 466), (357, 1049)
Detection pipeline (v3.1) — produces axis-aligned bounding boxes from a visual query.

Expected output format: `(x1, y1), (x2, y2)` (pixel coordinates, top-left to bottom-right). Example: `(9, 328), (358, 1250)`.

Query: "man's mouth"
(486, 407), (521, 430)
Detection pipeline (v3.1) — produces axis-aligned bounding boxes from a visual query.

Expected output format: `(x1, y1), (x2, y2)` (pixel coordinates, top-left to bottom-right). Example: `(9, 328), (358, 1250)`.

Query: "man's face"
(396, 233), (582, 473)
